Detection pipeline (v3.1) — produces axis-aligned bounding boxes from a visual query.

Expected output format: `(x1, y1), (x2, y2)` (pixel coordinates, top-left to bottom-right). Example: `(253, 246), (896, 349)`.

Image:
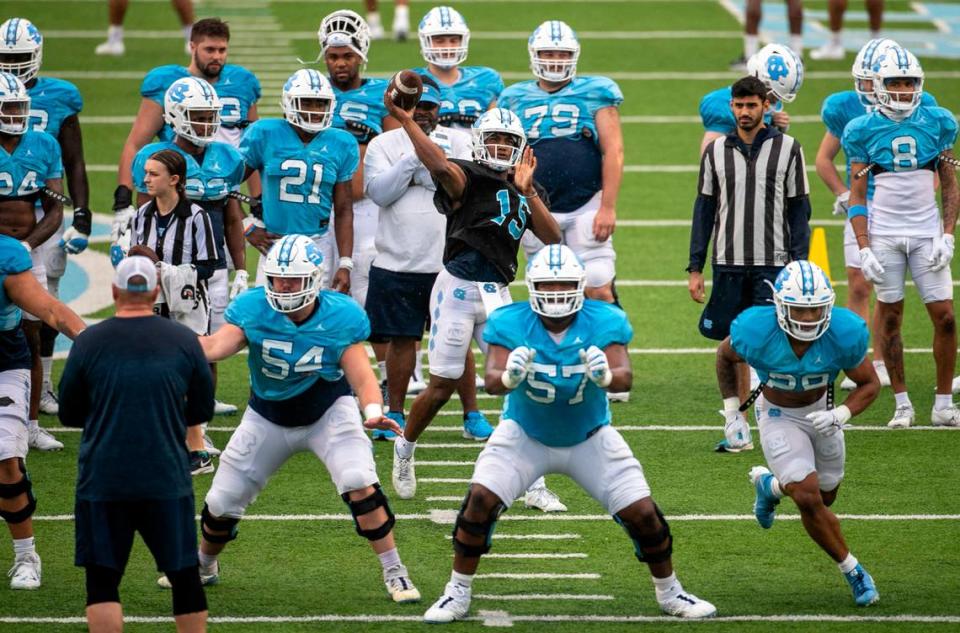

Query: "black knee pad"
(616, 504), (673, 564)
(166, 566), (208, 615)
(341, 483), (395, 541)
(40, 322), (58, 357)
(0, 462), (37, 525)
(200, 504), (239, 544)
(452, 490), (504, 558)
(85, 565), (122, 606)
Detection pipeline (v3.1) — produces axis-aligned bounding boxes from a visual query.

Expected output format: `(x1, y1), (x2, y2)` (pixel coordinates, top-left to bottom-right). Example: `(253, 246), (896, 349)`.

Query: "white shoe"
(932, 405), (960, 427)
(423, 581), (471, 623)
(523, 486), (567, 512)
(214, 399), (238, 415)
(840, 376), (857, 390)
(475, 375), (485, 390)
(94, 39), (125, 56)
(407, 377), (427, 395)
(810, 42), (845, 60)
(203, 433), (221, 457)
(952, 376), (960, 394)
(607, 391), (630, 402)
(874, 362), (891, 388)
(28, 424), (63, 451)
(659, 590), (717, 619)
(887, 404), (914, 429)
(8, 552), (41, 590)
(158, 560), (220, 588)
(384, 564), (420, 603)
(39, 382), (59, 415)
(368, 23), (385, 40)
(392, 444), (416, 499)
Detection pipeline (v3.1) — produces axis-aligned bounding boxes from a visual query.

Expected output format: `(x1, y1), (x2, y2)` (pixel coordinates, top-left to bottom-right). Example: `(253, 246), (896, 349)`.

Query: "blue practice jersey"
(842, 105), (957, 174)
(699, 86), (776, 135)
(240, 119), (359, 236)
(731, 306), (867, 392)
(0, 235), (34, 371)
(498, 76), (622, 213)
(0, 130), (63, 201)
(332, 77), (390, 145)
(26, 76), (83, 139)
(821, 90), (938, 199)
(483, 300), (633, 447)
(225, 288), (370, 423)
(141, 64), (261, 140)
(132, 140), (245, 201)
(413, 65), (504, 126)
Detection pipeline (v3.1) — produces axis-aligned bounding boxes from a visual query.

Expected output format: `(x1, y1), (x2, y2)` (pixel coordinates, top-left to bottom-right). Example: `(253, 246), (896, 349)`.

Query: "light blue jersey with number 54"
(483, 300), (632, 447)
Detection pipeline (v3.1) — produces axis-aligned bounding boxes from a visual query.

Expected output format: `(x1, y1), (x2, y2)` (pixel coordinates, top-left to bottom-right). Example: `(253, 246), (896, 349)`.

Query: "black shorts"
(365, 266), (438, 339)
(699, 266), (782, 340)
(75, 495), (198, 573)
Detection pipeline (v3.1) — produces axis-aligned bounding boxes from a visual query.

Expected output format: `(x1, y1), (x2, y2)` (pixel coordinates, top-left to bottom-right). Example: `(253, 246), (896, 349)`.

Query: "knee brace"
(166, 566), (209, 615)
(85, 565), (122, 606)
(40, 322), (58, 357)
(0, 462), (37, 525)
(200, 504), (239, 544)
(616, 504), (673, 564)
(341, 483), (395, 541)
(452, 490), (504, 558)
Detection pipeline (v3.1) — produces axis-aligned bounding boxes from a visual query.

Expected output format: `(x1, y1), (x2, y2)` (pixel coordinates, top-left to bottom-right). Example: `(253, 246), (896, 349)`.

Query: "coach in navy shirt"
(59, 256), (212, 633)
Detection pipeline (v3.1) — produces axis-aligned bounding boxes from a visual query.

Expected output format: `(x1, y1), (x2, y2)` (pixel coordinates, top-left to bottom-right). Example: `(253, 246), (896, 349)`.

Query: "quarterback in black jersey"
(385, 97), (561, 503)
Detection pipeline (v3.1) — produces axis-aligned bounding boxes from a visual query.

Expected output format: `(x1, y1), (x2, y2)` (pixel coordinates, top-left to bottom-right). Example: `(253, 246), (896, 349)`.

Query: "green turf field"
(5, 0), (960, 630)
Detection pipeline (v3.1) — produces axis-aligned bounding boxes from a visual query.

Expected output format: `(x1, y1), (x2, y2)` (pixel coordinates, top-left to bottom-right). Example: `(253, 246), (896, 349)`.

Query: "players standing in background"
(0, 18), (92, 436)
(700, 43), (803, 155)
(844, 46), (960, 428)
(95, 0), (195, 57)
(718, 261), (882, 606)
(423, 245), (716, 623)
(730, 0), (803, 71)
(811, 0), (885, 61)
(364, 0), (410, 41)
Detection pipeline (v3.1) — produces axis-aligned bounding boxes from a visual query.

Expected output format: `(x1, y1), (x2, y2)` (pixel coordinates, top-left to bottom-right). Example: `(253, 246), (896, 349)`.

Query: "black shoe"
(380, 379), (390, 409)
(190, 450), (215, 476)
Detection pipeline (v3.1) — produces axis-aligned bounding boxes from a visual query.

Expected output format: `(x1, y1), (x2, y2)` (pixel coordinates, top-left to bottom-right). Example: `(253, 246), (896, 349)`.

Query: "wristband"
(338, 256), (354, 271)
(524, 190), (539, 199)
(834, 404), (852, 425)
(242, 216), (265, 236)
(848, 204), (868, 219)
(113, 185), (133, 211)
(363, 403), (383, 421)
(723, 397), (740, 414)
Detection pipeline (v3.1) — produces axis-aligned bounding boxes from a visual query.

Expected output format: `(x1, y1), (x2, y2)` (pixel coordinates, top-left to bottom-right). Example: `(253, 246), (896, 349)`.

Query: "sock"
(451, 570), (474, 589)
(744, 34), (759, 58)
(393, 5), (410, 29)
(831, 30), (842, 46)
(838, 553), (859, 574)
(13, 537), (35, 559)
(378, 361), (387, 382)
(107, 25), (123, 43)
(894, 392), (912, 408)
(394, 434), (416, 459)
(367, 11), (382, 28)
(528, 476), (546, 491)
(790, 34), (803, 55)
(414, 352), (425, 382)
(652, 572), (680, 601)
(935, 394), (953, 410)
(769, 476), (784, 499)
(41, 356), (52, 386)
(873, 360), (886, 369)
(198, 550), (218, 571)
(378, 547), (401, 571)
(28, 419), (39, 432)
(870, 29), (881, 40)
(183, 25), (193, 43)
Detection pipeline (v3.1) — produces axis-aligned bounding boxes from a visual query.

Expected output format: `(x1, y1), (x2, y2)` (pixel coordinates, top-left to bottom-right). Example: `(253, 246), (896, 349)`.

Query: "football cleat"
(8, 552), (41, 590)
(729, 55), (748, 73)
(39, 383), (59, 415)
(214, 400), (238, 416)
(840, 376), (857, 391)
(931, 405), (960, 427)
(659, 590), (717, 619)
(374, 410), (404, 441)
(384, 564), (420, 603)
(523, 485), (567, 513)
(423, 581), (471, 623)
(810, 42), (845, 60)
(462, 411), (493, 440)
(844, 564), (879, 606)
(407, 376), (427, 395)
(158, 560), (220, 588)
(887, 404), (914, 429)
(203, 433), (222, 457)
(749, 465), (780, 529)
(607, 391), (630, 402)
(28, 423), (63, 451)
(94, 39), (124, 56)
(392, 443), (416, 499)
(190, 450), (215, 476)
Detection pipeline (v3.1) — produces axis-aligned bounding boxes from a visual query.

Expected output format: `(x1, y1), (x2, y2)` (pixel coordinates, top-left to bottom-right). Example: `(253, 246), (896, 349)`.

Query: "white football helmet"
(263, 234), (325, 313)
(319, 9), (371, 62)
(281, 69), (336, 133)
(872, 45), (924, 121)
(747, 43), (804, 104)
(526, 244), (586, 319)
(472, 108), (526, 172)
(163, 77), (222, 147)
(852, 38), (899, 106)
(0, 18), (43, 83)
(772, 260), (836, 342)
(0, 71), (30, 135)
(419, 6), (470, 68)
(528, 20), (580, 83)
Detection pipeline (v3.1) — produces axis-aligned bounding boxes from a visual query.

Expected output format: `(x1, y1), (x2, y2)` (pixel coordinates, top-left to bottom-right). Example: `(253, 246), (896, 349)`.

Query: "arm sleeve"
(57, 337), (88, 428)
(687, 194), (717, 273)
(184, 336), (215, 425)
(364, 143), (422, 207)
(785, 141), (810, 199)
(786, 195), (812, 260)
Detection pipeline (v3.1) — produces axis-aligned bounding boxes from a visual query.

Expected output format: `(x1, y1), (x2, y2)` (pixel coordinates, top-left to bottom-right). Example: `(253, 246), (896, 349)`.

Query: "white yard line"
(475, 593), (613, 601)
(29, 513), (960, 522)
(482, 553), (589, 559)
(476, 573), (601, 580)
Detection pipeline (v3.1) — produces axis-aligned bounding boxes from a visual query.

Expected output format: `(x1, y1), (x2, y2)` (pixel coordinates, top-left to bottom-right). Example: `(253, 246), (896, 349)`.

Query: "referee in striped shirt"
(687, 76), (811, 447)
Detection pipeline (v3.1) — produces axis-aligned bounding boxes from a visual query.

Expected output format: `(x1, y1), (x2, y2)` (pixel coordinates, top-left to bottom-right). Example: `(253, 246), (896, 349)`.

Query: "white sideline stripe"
(427, 496), (465, 501)
(482, 553), (588, 559)
(42, 29), (741, 41)
(475, 593), (613, 601)
(88, 163), (818, 174)
(476, 573), (600, 580)
(29, 513), (960, 522)
(419, 460), (476, 466)
(421, 477), (472, 483)
(446, 534), (583, 540)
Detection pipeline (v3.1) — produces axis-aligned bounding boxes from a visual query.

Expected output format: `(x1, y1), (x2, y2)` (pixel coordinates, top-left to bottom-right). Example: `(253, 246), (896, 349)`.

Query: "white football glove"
(832, 190), (850, 216)
(806, 405), (851, 437)
(110, 206), (135, 243)
(858, 247), (886, 283)
(721, 410), (753, 450)
(229, 269), (249, 300)
(929, 233), (955, 272)
(579, 345), (613, 388)
(501, 346), (536, 389)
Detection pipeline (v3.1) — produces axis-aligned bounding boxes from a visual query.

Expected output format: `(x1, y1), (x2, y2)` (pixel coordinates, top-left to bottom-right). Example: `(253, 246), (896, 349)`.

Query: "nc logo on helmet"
(26, 24), (41, 44)
(168, 82), (190, 104)
(766, 55), (789, 81)
(305, 243), (323, 267)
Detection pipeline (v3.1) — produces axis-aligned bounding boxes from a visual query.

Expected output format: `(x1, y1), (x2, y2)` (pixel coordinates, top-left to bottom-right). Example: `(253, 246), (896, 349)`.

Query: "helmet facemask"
(530, 47), (579, 83)
(472, 129), (524, 172)
(775, 299), (834, 341)
(283, 95), (334, 133)
(529, 279), (585, 319)
(0, 96), (29, 135)
(173, 105), (221, 146)
(875, 76), (923, 121)
(266, 271), (322, 313)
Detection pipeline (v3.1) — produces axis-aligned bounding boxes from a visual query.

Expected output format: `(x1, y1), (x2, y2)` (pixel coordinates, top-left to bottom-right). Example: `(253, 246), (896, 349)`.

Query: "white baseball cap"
(113, 256), (158, 292)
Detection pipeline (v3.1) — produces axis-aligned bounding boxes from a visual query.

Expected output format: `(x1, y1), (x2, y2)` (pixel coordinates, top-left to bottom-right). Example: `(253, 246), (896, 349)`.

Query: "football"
(388, 70), (423, 110)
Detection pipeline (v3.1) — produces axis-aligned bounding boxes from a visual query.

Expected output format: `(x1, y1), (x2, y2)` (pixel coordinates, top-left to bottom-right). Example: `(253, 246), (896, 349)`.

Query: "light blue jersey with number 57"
(483, 300), (632, 447)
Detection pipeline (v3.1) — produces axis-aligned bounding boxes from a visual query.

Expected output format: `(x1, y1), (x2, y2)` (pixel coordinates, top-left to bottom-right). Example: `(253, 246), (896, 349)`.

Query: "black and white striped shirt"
(688, 127), (811, 270)
(131, 196), (219, 278)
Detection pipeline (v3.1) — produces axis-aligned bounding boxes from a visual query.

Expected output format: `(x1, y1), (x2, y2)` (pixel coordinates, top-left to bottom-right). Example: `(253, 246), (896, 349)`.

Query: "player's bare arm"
(5, 271), (85, 339)
(198, 323), (248, 362)
(716, 337), (744, 399)
(699, 131), (724, 156)
(815, 132), (847, 197)
(939, 148), (959, 233)
(594, 105), (623, 242)
(224, 197), (246, 272)
(848, 161), (870, 248)
(515, 147), (561, 244)
(600, 344), (632, 393)
(57, 114), (90, 209)
(482, 344), (511, 396)
(26, 178), (64, 249)
(117, 98), (164, 189)
(340, 343), (402, 434)
(839, 357), (881, 416)
(331, 180), (354, 294)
